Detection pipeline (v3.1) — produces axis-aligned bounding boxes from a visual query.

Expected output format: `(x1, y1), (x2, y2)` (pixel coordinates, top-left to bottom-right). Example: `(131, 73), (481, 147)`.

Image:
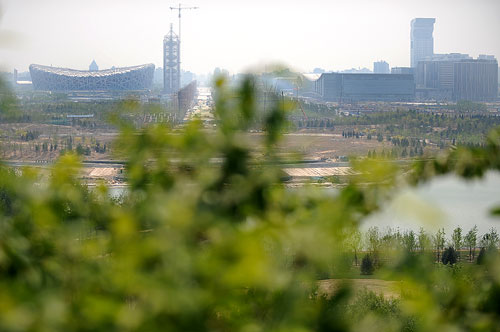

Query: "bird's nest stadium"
(29, 64), (155, 91)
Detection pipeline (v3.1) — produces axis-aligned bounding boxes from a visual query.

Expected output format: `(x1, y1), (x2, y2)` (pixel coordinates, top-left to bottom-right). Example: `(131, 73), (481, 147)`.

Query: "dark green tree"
(360, 254), (375, 275)
(477, 247), (487, 265)
(442, 247), (458, 265)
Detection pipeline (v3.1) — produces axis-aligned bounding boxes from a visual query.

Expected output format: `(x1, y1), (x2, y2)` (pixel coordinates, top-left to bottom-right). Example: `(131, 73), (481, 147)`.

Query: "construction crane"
(264, 82), (307, 121)
(169, 3), (198, 67)
(294, 81), (308, 121)
(297, 98), (308, 121)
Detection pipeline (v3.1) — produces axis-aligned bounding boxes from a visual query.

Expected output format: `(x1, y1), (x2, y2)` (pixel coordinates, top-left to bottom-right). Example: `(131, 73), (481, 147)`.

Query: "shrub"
(477, 247), (486, 265)
(476, 247), (498, 265)
(346, 290), (417, 332)
(361, 254), (375, 275)
(348, 290), (399, 318)
(442, 247), (458, 265)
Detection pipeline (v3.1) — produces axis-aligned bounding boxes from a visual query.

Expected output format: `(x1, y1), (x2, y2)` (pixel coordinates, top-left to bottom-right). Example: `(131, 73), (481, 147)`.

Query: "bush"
(361, 254), (375, 275)
(442, 247), (458, 265)
(476, 247), (498, 265)
(348, 290), (399, 317)
(477, 247), (486, 265)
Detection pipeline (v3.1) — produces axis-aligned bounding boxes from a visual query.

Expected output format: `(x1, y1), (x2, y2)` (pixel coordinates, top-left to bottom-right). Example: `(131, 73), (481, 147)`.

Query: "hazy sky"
(0, 0), (499, 74)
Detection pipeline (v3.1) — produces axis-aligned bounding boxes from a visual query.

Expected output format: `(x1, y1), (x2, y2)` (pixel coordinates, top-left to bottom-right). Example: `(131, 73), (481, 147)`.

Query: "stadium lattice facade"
(29, 64), (155, 91)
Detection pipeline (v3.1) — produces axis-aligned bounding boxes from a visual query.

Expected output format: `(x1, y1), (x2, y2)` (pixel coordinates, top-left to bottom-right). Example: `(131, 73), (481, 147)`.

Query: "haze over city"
(2, 1), (500, 330)
(1, 0), (499, 74)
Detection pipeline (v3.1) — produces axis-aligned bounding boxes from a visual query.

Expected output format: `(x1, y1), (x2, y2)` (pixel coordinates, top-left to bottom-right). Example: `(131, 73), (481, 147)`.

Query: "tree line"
(347, 226), (498, 267)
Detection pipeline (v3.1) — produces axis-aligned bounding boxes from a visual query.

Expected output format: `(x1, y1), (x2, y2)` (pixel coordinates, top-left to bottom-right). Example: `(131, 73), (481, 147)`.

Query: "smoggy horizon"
(1, 0), (499, 75)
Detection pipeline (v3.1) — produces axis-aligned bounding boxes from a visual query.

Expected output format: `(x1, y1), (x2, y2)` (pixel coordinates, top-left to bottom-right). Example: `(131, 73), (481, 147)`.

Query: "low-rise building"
(315, 73), (415, 102)
(415, 54), (498, 101)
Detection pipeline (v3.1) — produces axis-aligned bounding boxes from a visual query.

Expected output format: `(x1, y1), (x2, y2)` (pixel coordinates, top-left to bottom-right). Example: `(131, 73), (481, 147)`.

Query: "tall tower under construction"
(163, 24), (180, 94)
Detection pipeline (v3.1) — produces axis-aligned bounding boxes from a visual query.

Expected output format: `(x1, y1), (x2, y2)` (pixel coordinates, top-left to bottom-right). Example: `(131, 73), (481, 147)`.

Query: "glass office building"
(454, 59), (498, 102)
(316, 73), (415, 102)
(411, 18), (436, 68)
(415, 55), (498, 101)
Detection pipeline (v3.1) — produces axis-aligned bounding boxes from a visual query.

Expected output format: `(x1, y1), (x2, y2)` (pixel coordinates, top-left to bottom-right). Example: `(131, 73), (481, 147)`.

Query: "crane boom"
(297, 99), (308, 121)
(169, 3), (199, 42)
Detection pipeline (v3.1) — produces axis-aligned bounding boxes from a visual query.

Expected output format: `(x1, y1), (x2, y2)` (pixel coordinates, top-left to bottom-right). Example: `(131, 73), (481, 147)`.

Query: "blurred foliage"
(0, 76), (18, 120)
(0, 75), (500, 332)
(410, 125), (500, 183)
(344, 290), (416, 332)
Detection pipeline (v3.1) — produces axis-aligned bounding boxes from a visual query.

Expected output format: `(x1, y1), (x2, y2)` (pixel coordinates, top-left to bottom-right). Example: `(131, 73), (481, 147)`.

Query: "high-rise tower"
(163, 24), (180, 94)
(410, 18), (436, 68)
(373, 60), (390, 74)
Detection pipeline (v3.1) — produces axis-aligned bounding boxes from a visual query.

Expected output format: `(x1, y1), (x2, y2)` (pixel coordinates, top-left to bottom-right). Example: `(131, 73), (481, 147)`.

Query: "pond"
(363, 172), (500, 235)
(106, 171), (500, 235)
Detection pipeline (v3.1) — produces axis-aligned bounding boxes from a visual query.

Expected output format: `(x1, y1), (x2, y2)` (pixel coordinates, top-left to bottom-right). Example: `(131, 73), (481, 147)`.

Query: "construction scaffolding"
(163, 24), (180, 94)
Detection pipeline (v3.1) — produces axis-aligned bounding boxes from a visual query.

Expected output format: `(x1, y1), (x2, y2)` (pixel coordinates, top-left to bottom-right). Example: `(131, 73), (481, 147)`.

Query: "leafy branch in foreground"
(0, 76), (499, 332)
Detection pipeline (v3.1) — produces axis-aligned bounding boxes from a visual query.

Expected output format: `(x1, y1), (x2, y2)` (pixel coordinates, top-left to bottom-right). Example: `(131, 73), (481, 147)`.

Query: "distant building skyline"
(416, 55), (497, 101)
(391, 67), (415, 75)
(454, 59), (498, 101)
(1, 0), (498, 75)
(374, 61), (390, 74)
(416, 53), (473, 100)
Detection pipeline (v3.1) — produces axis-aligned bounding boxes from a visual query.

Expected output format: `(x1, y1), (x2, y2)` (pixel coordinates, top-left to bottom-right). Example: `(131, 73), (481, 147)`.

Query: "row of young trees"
(366, 146), (424, 159)
(294, 118), (335, 129)
(390, 136), (427, 148)
(61, 138), (108, 156)
(0, 136), (109, 159)
(343, 130), (431, 156)
(366, 132), (384, 141)
(334, 109), (500, 145)
(346, 226), (499, 266)
(18, 130), (40, 141)
(6, 96), (183, 130)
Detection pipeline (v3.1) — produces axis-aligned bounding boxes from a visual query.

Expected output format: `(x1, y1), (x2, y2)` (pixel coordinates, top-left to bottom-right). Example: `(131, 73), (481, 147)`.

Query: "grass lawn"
(318, 278), (401, 299)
